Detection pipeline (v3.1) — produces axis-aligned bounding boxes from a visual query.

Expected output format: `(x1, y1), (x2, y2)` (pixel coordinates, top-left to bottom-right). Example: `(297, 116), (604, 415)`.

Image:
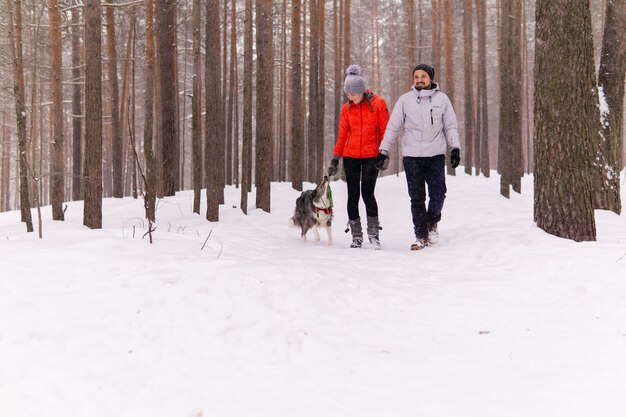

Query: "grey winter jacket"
(379, 84), (460, 157)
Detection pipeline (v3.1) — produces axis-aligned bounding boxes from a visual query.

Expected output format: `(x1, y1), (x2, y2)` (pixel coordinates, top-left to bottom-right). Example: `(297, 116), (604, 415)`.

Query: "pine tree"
(534, 0), (597, 241)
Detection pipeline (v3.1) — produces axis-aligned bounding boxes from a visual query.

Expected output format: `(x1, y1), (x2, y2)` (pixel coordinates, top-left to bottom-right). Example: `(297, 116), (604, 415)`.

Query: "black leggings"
(343, 156), (379, 221)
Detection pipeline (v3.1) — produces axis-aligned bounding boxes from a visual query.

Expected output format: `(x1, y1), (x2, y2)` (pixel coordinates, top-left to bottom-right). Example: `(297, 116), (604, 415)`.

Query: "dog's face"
(313, 177), (333, 209)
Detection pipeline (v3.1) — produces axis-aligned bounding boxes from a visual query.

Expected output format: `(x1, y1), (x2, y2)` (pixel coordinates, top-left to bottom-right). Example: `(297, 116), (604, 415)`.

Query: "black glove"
(375, 151), (390, 171)
(450, 148), (461, 169)
(327, 156), (340, 176)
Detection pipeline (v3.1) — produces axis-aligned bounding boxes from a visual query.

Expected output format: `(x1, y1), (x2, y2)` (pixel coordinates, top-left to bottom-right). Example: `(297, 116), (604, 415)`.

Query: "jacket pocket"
(430, 106), (444, 128)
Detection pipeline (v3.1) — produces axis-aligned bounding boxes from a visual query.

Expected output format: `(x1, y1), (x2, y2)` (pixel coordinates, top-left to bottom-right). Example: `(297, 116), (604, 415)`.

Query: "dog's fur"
(288, 177), (334, 245)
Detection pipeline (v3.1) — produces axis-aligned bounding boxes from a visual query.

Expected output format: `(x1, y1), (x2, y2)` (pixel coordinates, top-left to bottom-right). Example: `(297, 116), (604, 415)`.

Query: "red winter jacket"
(333, 90), (390, 159)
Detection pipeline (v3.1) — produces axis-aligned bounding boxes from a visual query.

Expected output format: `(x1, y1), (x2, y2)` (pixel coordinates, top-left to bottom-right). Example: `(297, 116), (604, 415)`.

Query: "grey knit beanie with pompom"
(343, 64), (366, 95)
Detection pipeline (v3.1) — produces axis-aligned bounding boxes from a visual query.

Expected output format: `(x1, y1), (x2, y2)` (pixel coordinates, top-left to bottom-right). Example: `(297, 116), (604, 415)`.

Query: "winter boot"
(411, 237), (429, 251)
(427, 223), (439, 245)
(346, 218), (363, 248)
(367, 216), (381, 250)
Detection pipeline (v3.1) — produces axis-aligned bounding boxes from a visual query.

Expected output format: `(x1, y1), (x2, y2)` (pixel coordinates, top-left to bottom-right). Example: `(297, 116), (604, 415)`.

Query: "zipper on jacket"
(430, 109), (433, 125)
(360, 103), (364, 158)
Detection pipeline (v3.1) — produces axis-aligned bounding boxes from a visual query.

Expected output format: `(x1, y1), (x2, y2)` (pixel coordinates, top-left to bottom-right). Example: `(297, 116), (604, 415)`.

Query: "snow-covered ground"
(1, 170), (625, 417)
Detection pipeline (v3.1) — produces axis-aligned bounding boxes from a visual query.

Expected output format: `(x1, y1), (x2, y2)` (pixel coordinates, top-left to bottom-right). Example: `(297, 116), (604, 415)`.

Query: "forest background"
(0, 0), (624, 241)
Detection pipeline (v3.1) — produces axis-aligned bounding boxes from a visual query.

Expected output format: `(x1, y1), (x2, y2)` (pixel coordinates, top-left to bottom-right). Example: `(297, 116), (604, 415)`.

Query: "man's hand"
(450, 148), (461, 169)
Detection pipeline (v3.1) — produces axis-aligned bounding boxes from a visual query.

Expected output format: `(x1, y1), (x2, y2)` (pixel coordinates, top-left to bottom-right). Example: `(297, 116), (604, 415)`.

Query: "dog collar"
(316, 207), (333, 215)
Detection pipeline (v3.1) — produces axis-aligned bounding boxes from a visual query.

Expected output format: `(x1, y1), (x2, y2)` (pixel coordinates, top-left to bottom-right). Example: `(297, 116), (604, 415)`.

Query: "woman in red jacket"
(327, 64), (390, 249)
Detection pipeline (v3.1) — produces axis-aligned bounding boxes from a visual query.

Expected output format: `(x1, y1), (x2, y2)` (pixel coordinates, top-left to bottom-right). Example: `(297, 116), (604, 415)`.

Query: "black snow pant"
(403, 154), (447, 239)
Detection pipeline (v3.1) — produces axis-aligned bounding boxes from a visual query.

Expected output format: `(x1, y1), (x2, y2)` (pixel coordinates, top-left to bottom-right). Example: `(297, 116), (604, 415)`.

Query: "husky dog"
(288, 176), (334, 245)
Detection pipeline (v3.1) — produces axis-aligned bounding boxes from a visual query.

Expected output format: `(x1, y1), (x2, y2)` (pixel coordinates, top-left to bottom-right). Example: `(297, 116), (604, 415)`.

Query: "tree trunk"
(154, 49), (163, 198)
(521, 0), (532, 174)
(417, 0), (423, 62)
(71, 5), (83, 201)
(240, 0), (253, 214)
(307, 0), (319, 181)
(443, 0), (454, 98)
(173, 6), (181, 193)
(180, 4), (189, 191)
(120, 14), (136, 197)
(225, 0), (236, 186)
(231, 0), (239, 188)
(302, 0), (308, 165)
(255, 0), (273, 212)
(28, 1), (42, 209)
(222, 0), (228, 149)
(407, 0), (416, 66)
(156, 0), (178, 196)
(224, 0), (233, 186)
(389, 0), (401, 175)
(38, 73), (45, 206)
(534, 0), (597, 242)
(317, 0), (326, 182)
(463, 0), (474, 175)
(130, 26), (138, 200)
(594, 0), (625, 214)
(291, 0), (303, 191)
(192, 0), (202, 214)
(83, 0), (103, 229)
(471, 0), (480, 177)
(333, 0), (342, 139)
(278, 0), (288, 182)
(443, 0), (456, 177)
(476, 0), (490, 177)
(206, 0), (223, 221)
(105, 3), (123, 198)
(9, 0), (33, 232)
(374, 5), (381, 98)
(343, 0), (351, 66)
(48, 0), (65, 219)
(1, 106), (10, 211)
(498, 0), (523, 196)
(510, 0), (524, 192)
(143, 0), (157, 222)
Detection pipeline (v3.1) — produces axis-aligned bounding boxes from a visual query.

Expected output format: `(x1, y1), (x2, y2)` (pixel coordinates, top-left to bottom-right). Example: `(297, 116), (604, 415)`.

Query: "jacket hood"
(411, 83), (439, 96)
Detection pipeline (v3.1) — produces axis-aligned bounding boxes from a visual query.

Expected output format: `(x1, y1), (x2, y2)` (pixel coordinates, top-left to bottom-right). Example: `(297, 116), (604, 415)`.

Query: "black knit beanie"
(413, 64), (435, 81)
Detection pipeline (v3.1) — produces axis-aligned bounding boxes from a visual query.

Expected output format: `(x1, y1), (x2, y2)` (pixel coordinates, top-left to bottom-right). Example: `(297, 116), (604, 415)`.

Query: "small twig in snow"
(142, 226), (157, 239)
(200, 228), (214, 251)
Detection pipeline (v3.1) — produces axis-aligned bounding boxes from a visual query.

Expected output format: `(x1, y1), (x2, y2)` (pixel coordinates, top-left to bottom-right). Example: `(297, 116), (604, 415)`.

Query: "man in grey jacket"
(375, 64), (461, 250)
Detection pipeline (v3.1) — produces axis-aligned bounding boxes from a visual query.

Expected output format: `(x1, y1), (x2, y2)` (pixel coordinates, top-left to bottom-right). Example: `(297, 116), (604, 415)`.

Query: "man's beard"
(415, 82), (429, 91)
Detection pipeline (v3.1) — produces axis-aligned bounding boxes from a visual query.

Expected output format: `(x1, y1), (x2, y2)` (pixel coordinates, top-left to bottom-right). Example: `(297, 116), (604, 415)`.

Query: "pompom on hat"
(413, 64), (435, 81)
(344, 64), (366, 95)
